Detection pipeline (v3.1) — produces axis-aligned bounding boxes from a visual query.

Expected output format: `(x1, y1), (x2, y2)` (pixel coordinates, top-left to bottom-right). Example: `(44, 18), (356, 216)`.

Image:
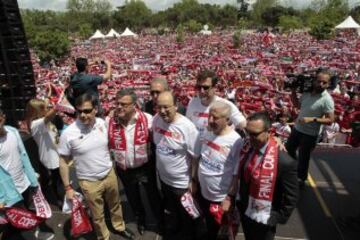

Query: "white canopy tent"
(335, 16), (360, 35)
(105, 29), (121, 38)
(89, 30), (105, 40)
(121, 27), (137, 37)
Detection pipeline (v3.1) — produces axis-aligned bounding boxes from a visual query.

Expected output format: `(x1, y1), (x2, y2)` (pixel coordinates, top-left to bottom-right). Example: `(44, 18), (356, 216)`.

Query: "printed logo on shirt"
(194, 112), (209, 118)
(157, 145), (177, 157)
(200, 155), (222, 173)
(154, 127), (182, 140)
(203, 140), (230, 156)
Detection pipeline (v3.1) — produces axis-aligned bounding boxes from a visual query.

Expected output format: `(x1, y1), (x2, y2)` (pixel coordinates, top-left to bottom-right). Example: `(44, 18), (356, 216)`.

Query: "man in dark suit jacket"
(223, 112), (299, 240)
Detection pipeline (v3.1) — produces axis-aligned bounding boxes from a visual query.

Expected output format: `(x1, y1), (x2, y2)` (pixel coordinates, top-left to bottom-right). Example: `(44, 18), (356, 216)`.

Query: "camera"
(284, 68), (338, 93)
(284, 73), (315, 93)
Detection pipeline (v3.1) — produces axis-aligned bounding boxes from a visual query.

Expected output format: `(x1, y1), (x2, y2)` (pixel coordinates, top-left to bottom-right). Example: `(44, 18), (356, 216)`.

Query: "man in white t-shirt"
(107, 89), (163, 235)
(186, 69), (246, 138)
(0, 109), (54, 240)
(58, 94), (134, 240)
(195, 101), (243, 239)
(153, 91), (201, 239)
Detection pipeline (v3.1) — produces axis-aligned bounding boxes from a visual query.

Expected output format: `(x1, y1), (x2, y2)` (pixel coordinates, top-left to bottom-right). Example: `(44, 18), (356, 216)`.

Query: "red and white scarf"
(238, 137), (279, 224)
(108, 110), (150, 170)
(33, 187), (52, 219)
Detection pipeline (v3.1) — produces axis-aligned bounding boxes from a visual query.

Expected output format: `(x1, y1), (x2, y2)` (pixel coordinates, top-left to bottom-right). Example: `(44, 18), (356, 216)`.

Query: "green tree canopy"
(113, 0), (152, 31)
(30, 30), (70, 63)
(278, 15), (303, 32)
(309, 19), (334, 40)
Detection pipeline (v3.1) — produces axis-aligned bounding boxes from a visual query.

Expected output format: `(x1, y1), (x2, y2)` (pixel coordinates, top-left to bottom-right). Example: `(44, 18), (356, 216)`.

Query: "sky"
(17, 0), (320, 11)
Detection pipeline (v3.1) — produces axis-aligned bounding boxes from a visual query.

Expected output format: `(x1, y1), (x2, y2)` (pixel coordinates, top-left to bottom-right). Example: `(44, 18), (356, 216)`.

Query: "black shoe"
(137, 223), (145, 235)
(118, 228), (135, 240)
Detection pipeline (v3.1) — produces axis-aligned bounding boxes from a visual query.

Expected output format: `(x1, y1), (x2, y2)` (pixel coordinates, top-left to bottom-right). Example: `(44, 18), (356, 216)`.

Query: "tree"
(251, 0), (278, 25)
(320, 0), (349, 25)
(350, 6), (360, 23)
(237, 0), (249, 18)
(66, 0), (112, 31)
(238, 17), (250, 30)
(78, 23), (93, 39)
(30, 30), (70, 63)
(278, 15), (303, 32)
(184, 19), (202, 33)
(232, 30), (242, 48)
(113, 0), (152, 31)
(309, 19), (334, 40)
(176, 24), (185, 43)
(219, 4), (238, 27)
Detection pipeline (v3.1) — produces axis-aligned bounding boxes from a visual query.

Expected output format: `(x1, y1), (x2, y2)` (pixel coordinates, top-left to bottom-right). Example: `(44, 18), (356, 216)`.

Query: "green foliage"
(65, 0), (112, 32)
(261, 6), (298, 27)
(30, 30), (70, 63)
(176, 24), (185, 43)
(113, 0), (152, 31)
(318, 0), (349, 25)
(218, 4), (238, 27)
(18, 0), (356, 61)
(232, 31), (242, 48)
(78, 23), (93, 39)
(309, 19), (334, 40)
(252, 0), (278, 25)
(350, 6), (360, 23)
(278, 15), (303, 32)
(237, 18), (250, 30)
(237, 0), (249, 18)
(184, 19), (202, 33)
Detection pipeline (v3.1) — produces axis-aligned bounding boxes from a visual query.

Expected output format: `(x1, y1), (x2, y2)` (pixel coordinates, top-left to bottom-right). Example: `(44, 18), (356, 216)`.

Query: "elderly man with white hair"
(193, 101), (243, 239)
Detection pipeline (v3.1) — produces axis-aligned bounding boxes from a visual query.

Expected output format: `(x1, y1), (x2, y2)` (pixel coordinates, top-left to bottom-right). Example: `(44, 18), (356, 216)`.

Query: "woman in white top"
(25, 99), (63, 206)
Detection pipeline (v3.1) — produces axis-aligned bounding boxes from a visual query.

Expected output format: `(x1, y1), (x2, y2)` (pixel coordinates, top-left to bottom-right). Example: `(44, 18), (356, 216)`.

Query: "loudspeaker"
(0, 0), (35, 127)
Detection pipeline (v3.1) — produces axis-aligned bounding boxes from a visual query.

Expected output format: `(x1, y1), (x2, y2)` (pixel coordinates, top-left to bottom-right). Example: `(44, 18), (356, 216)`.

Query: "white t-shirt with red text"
(153, 114), (201, 189)
(198, 129), (243, 202)
(186, 96), (246, 138)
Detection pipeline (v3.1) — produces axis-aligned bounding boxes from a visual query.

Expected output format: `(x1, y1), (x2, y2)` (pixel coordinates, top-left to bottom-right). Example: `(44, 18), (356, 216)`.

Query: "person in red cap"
(0, 109), (55, 240)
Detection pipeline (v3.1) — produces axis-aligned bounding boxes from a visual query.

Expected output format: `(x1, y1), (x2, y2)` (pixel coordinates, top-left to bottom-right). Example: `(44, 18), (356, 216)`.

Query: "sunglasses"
(150, 90), (162, 96)
(76, 108), (94, 114)
(245, 129), (266, 138)
(196, 85), (212, 91)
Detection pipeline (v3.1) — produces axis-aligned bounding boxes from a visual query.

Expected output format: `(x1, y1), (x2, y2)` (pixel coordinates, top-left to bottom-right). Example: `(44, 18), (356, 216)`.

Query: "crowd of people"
(32, 31), (360, 146)
(1, 30), (360, 240)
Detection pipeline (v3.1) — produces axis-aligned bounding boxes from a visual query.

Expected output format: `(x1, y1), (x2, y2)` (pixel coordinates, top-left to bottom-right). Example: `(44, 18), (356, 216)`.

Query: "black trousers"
(198, 194), (221, 240)
(285, 128), (318, 181)
(241, 214), (276, 240)
(117, 163), (163, 226)
(160, 181), (197, 240)
(0, 187), (52, 239)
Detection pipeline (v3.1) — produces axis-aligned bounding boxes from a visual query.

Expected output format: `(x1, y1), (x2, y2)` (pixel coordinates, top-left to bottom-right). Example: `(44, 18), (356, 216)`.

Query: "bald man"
(152, 91), (201, 239)
(194, 101), (243, 239)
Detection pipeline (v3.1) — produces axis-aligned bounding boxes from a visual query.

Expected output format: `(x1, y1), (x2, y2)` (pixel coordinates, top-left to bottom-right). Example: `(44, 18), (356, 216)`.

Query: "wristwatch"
(313, 118), (318, 122)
